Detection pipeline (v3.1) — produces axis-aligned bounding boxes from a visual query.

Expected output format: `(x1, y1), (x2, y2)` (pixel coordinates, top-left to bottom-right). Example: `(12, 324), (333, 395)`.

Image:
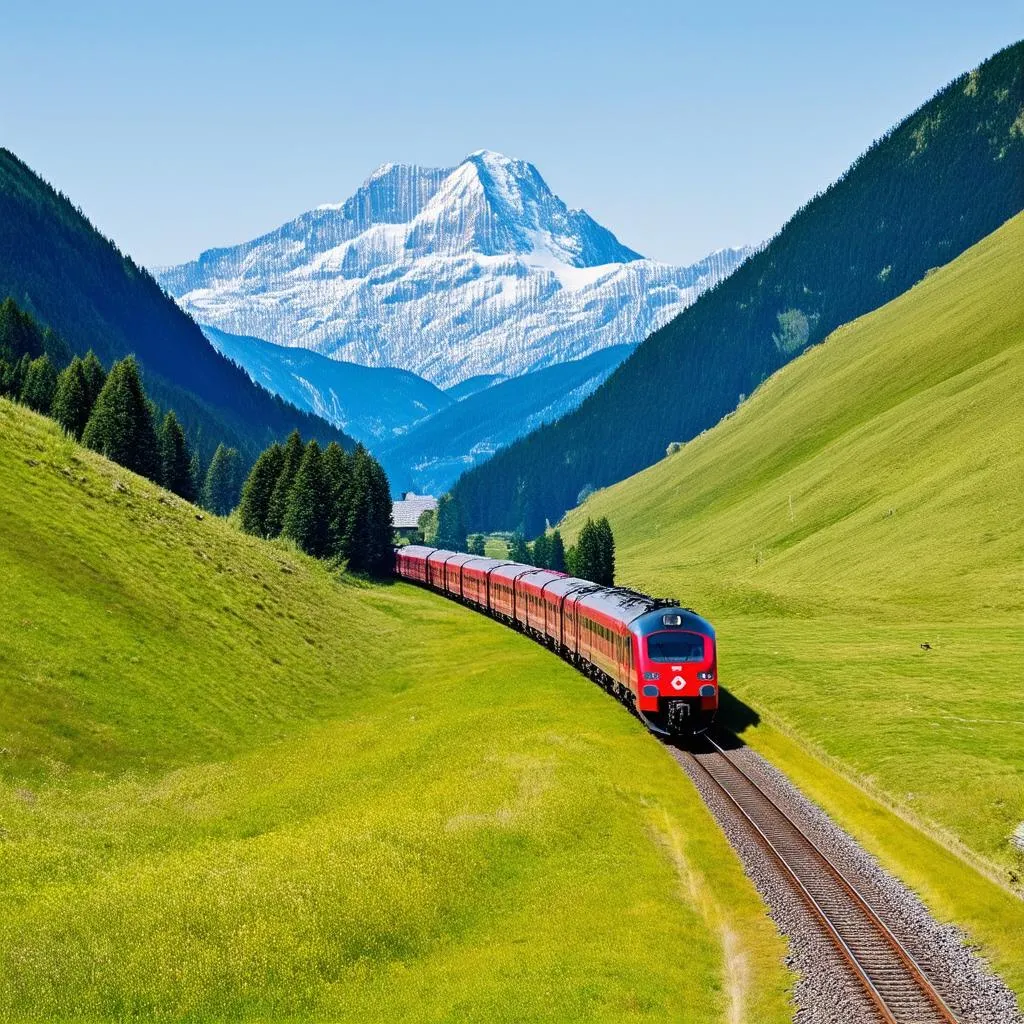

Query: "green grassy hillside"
(562, 213), (1024, 993)
(0, 401), (791, 1023)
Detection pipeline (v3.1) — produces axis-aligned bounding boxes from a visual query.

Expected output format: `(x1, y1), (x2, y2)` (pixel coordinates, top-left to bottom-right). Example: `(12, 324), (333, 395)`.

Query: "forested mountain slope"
(0, 149), (350, 462)
(0, 399), (791, 1022)
(560, 213), (1024, 995)
(454, 41), (1024, 533)
(380, 344), (634, 495)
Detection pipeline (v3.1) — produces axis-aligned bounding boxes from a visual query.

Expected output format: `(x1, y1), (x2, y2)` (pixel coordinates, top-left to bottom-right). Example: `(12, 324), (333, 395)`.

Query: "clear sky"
(3, 1), (1020, 268)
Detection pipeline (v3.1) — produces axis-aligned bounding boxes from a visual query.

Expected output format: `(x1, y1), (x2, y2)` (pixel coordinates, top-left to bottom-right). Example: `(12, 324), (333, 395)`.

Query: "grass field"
(0, 401), (792, 1022)
(562, 213), (1024, 997)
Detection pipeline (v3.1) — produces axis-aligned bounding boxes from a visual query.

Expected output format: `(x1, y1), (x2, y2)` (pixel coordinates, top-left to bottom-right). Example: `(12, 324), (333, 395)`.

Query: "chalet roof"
(392, 493), (437, 529)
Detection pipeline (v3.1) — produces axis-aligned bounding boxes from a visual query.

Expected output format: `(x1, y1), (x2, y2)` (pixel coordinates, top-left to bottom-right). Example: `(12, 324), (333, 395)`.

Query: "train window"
(647, 632), (706, 662)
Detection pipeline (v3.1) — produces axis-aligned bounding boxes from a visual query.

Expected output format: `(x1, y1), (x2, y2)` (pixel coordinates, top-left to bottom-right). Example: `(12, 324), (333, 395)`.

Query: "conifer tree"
(0, 297), (44, 362)
(51, 357), (91, 438)
(565, 544), (578, 578)
(282, 440), (331, 557)
(20, 354), (58, 414)
(238, 442), (284, 537)
(509, 533), (531, 563)
(201, 443), (243, 516)
(190, 451), (204, 500)
(366, 456), (394, 573)
(594, 516), (615, 586)
(158, 410), (195, 501)
(322, 441), (352, 558)
(573, 519), (600, 583)
(548, 530), (566, 573)
(436, 493), (467, 551)
(468, 534), (486, 556)
(532, 532), (551, 569)
(80, 351), (107, 411)
(344, 446), (375, 572)
(8, 354), (32, 401)
(81, 356), (160, 481)
(266, 429), (303, 537)
(344, 446), (394, 575)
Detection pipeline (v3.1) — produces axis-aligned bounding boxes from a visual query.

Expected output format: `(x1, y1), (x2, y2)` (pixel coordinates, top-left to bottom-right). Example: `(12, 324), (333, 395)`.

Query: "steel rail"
(686, 734), (961, 1024)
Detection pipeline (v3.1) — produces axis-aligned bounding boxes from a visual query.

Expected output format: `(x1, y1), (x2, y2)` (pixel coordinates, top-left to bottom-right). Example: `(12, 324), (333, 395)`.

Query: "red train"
(394, 545), (718, 735)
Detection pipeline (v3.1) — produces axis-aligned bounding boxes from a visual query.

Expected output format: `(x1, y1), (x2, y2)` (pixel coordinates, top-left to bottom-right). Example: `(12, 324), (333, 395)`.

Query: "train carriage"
(461, 556), (509, 608)
(393, 544), (717, 737)
(441, 552), (478, 598)
(394, 544), (433, 583)
(514, 569), (565, 635)
(425, 549), (458, 590)
(487, 562), (533, 621)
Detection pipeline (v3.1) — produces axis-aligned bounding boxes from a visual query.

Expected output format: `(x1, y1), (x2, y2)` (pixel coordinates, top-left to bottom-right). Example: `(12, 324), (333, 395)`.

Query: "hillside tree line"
(238, 433), (393, 575)
(2, 296), (392, 574)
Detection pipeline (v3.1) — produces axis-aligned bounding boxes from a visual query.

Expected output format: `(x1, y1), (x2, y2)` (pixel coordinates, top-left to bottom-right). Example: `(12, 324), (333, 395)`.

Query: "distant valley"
(161, 150), (748, 492)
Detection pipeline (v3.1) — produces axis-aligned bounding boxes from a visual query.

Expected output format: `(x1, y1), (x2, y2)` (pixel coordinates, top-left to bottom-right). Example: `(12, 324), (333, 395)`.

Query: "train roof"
(630, 606), (716, 639)
(460, 556), (511, 574)
(425, 548), (459, 563)
(489, 562), (537, 582)
(398, 544), (436, 560)
(576, 586), (660, 627)
(541, 576), (598, 599)
(517, 568), (567, 591)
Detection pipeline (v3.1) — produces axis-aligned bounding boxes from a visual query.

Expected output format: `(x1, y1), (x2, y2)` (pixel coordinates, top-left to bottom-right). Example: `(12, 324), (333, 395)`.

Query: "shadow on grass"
(708, 687), (760, 751)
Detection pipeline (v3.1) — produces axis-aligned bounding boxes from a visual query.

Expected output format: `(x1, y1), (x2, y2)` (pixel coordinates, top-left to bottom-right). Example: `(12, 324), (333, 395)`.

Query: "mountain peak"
(157, 152), (751, 386)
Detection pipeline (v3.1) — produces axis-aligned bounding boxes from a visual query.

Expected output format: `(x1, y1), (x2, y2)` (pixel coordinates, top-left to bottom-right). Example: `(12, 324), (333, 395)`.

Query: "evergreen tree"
(0, 358), (11, 397)
(81, 356), (160, 481)
(189, 451), (204, 501)
(573, 519), (601, 583)
(468, 534), (486, 556)
(509, 533), (531, 563)
(8, 354), (32, 401)
(435, 493), (467, 551)
(0, 297), (44, 363)
(80, 351), (107, 410)
(283, 440), (331, 557)
(366, 456), (394, 574)
(322, 441), (352, 558)
(594, 516), (616, 586)
(266, 429), (303, 537)
(345, 446), (394, 575)
(51, 357), (91, 438)
(201, 443), (243, 516)
(238, 443), (284, 537)
(565, 544), (578, 577)
(158, 410), (195, 501)
(20, 354), (57, 414)
(548, 530), (566, 573)
(532, 532), (551, 569)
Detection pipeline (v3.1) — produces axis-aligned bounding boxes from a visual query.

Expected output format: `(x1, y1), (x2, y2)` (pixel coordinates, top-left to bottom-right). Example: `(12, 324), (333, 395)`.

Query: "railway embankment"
(560, 212), (1024, 1003)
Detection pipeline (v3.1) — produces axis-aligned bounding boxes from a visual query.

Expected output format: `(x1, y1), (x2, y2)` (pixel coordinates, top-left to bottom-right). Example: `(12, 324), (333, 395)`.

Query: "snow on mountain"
(158, 151), (751, 388)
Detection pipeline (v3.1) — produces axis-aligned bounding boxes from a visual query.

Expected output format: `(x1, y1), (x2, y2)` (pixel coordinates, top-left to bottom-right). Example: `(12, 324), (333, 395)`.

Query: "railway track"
(685, 734), (961, 1024)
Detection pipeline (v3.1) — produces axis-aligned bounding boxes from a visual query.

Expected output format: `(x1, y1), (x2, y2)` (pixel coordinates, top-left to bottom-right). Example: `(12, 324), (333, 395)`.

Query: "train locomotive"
(394, 545), (718, 735)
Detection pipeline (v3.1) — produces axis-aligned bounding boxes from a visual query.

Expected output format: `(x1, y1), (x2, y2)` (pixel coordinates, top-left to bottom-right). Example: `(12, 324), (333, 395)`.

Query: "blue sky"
(3, 1), (1020, 267)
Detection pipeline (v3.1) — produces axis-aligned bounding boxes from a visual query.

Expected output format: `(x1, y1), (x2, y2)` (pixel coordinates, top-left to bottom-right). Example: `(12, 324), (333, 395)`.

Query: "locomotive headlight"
(643, 671), (660, 681)
(697, 671), (714, 681)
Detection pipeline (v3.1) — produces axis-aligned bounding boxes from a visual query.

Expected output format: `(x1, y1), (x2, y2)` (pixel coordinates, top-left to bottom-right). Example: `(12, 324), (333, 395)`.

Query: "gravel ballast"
(668, 739), (1022, 1024)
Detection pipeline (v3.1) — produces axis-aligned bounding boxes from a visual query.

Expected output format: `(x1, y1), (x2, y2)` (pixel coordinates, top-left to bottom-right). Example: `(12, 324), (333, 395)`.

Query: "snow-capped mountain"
(158, 151), (751, 388)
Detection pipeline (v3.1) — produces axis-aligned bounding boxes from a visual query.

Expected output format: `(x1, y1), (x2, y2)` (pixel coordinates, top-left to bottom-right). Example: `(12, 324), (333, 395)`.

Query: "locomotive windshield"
(646, 632), (706, 662)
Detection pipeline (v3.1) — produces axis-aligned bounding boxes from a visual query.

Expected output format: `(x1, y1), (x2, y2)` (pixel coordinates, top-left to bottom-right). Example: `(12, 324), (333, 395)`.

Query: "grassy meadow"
(0, 401), (792, 1022)
(562, 213), (1024, 996)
